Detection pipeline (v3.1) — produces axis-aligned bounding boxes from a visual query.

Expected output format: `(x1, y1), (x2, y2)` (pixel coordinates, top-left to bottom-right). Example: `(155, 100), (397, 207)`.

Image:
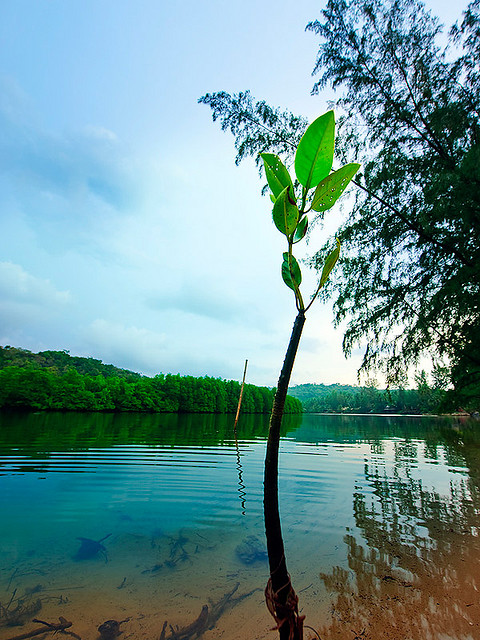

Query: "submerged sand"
(1, 517), (480, 640)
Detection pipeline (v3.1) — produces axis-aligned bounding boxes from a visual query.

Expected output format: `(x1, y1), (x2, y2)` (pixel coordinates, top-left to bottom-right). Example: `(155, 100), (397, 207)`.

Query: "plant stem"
(233, 359), (248, 430)
(264, 309), (306, 640)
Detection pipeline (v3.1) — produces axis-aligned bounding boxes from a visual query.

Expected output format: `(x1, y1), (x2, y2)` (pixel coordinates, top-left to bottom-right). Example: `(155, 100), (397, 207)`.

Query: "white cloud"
(0, 261), (71, 307)
(82, 125), (118, 142)
(83, 319), (167, 373)
(0, 77), (138, 256)
(147, 278), (250, 323)
(0, 262), (72, 345)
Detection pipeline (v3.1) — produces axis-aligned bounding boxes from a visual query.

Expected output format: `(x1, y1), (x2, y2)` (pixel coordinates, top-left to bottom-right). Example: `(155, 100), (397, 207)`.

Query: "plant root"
(3, 616), (81, 640)
(265, 577), (305, 640)
(167, 605), (209, 639)
(161, 582), (260, 639)
(304, 625), (322, 640)
(0, 595), (42, 627)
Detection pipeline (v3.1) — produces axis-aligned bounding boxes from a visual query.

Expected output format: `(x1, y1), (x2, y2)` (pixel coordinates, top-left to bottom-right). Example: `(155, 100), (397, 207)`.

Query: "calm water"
(1, 411), (480, 640)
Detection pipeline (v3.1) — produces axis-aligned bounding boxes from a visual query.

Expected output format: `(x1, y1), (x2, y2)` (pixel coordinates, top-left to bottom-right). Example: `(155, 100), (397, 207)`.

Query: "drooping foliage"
(199, 90), (308, 172)
(307, 0), (480, 408)
(199, 0), (480, 410)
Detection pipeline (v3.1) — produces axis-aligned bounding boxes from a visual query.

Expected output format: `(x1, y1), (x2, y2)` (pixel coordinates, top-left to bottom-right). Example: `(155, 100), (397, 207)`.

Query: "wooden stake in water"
(233, 359), (248, 430)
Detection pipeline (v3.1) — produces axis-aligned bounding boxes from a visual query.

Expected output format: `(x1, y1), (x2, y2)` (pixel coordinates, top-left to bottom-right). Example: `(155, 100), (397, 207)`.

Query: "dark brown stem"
(264, 310), (306, 640)
(234, 359), (248, 430)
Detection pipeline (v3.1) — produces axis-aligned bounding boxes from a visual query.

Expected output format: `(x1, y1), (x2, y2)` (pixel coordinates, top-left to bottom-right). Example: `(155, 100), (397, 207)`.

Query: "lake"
(1, 411), (480, 640)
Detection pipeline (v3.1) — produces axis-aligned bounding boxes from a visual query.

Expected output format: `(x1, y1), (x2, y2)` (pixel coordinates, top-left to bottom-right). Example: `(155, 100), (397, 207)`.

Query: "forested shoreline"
(0, 346), (459, 416)
(288, 381), (448, 415)
(0, 347), (302, 414)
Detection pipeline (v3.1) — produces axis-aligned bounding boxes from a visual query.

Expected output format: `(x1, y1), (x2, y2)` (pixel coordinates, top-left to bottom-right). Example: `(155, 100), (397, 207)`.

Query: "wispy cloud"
(147, 279), (248, 323)
(0, 261), (71, 307)
(0, 261), (71, 345)
(0, 77), (138, 255)
(83, 319), (168, 373)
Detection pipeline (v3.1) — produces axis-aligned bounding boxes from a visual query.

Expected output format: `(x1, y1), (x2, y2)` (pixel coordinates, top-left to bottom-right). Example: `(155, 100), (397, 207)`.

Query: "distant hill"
(0, 346), (141, 380)
(0, 345), (302, 414)
(288, 383), (360, 403)
(288, 382), (444, 414)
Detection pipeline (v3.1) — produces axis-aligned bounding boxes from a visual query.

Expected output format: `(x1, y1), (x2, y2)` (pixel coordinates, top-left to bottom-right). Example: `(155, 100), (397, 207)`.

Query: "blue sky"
(0, 0), (463, 386)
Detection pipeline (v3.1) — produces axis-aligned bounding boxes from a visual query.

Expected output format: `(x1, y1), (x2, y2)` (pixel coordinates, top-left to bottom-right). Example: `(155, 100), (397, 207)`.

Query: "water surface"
(1, 411), (479, 639)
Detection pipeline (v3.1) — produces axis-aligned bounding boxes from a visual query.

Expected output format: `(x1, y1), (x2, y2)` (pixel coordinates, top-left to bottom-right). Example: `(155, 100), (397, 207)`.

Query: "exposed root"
(167, 605), (209, 639)
(160, 582), (260, 639)
(3, 616), (81, 640)
(265, 576), (305, 640)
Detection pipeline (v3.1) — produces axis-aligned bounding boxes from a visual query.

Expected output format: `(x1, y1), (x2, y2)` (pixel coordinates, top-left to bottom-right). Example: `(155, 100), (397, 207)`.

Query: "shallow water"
(1, 411), (480, 639)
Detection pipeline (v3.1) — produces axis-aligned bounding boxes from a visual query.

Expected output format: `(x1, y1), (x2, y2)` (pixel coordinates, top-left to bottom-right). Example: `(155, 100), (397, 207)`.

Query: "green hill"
(0, 346), (141, 379)
(0, 346), (302, 414)
(288, 382), (445, 414)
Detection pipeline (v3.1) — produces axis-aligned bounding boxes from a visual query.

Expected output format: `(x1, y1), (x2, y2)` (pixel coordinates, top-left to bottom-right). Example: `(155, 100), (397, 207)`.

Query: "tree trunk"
(264, 310), (305, 640)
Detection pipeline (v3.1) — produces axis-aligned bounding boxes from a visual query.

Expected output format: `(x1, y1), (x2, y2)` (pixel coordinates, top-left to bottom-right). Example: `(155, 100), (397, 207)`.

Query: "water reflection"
(0, 411), (302, 456)
(316, 421), (480, 639)
(234, 437), (247, 516)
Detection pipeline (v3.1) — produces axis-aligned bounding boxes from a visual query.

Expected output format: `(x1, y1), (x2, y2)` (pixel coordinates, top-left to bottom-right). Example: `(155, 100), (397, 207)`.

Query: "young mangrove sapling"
(262, 111), (359, 640)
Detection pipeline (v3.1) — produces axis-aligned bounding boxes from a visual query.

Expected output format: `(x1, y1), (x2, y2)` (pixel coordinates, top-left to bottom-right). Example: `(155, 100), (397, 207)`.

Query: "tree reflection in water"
(317, 426), (480, 640)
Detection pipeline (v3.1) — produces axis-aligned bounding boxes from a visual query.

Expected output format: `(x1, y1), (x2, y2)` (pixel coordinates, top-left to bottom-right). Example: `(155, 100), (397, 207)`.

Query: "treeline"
(289, 378), (448, 415)
(0, 347), (302, 414)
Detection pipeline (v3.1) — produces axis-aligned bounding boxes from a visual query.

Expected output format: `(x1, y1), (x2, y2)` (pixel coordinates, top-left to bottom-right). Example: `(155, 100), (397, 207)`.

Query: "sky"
(0, 0), (465, 387)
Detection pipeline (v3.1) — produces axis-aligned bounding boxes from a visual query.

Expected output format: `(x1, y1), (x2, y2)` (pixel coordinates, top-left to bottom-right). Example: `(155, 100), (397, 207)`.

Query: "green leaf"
(311, 163), (360, 212)
(270, 193), (276, 203)
(318, 238), (341, 290)
(282, 252), (302, 291)
(295, 111), (335, 190)
(261, 153), (295, 200)
(272, 187), (299, 236)
(293, 215), (308, 243)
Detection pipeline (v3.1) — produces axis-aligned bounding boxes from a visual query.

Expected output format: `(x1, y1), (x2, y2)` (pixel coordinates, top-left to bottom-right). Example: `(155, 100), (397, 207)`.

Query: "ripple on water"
(1, 412), (480, 639)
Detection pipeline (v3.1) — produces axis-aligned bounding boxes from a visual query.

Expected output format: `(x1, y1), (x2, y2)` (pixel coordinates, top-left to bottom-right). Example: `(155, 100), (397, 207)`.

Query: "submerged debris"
(160, 582), (259, 639)
(166, 605), (209, 640)
(0, 588), (42, 627)
(116, 577), (127, 589)
(97, 618), (130, 640)
(144, 529), (217, 575)
(141, 563), (163, 574)
(235, 535), (268, 565)
(165, 531), (190, 568)
(2, 616), (80, 640)
(73, 534), (111, 562)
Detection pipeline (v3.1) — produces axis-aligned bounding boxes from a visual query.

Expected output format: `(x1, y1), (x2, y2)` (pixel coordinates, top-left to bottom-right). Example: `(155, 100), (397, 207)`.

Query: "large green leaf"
(272, 187), (299, 236)
(261, 153), (295, 199)
(311, 163), (360, 212)
(318, 238), (341, 290)
(281, 252), (302, 291)
(294, 111), (335, 190)
(293, 215), (308, 243)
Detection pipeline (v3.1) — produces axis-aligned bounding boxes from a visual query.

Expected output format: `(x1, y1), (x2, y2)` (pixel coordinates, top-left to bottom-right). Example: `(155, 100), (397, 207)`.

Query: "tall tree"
(307, 0), (480, 406)
(199, 0), (480, 409)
